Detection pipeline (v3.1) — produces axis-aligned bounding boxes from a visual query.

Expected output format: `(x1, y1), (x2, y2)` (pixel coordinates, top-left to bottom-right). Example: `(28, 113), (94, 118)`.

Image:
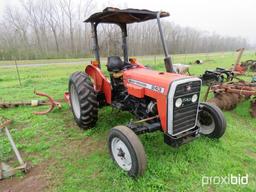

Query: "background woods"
(0, 0), (249, 60)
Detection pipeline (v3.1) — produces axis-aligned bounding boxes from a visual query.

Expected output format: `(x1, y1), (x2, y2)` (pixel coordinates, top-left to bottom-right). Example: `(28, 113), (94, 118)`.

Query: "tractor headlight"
(175, 98), (183, 108)
(192, 94), (198, 103)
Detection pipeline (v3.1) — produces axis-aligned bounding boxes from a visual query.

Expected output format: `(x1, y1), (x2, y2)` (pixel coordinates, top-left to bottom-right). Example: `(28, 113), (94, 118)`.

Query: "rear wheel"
(108, 126), (147, 177)
(197, 102), (226, 139)
(69, 71), (98, 129)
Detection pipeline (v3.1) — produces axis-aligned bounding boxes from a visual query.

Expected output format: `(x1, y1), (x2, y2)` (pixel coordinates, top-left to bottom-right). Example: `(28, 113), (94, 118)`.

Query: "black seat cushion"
(107, 56), (124, 72)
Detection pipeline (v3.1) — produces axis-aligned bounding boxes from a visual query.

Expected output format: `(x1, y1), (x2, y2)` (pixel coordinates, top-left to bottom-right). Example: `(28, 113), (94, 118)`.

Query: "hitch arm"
(33, 91), (61, 115)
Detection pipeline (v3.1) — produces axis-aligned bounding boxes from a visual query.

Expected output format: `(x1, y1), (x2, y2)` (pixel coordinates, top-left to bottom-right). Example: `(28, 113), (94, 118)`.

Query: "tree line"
(0, 0), (249, 60)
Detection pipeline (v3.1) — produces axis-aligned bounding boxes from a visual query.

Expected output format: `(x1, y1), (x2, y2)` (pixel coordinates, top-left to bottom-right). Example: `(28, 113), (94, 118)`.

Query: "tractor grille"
(171, 80), (201, 136)
(174, 81), (201, 96)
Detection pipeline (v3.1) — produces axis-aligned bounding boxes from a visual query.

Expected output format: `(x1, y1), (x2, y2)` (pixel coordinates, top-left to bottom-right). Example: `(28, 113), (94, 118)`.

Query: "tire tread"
(69, 71), (98, 129)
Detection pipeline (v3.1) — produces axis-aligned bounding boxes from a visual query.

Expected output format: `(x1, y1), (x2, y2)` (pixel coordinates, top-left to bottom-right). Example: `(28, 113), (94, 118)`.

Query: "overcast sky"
(0, 0), (255, 45)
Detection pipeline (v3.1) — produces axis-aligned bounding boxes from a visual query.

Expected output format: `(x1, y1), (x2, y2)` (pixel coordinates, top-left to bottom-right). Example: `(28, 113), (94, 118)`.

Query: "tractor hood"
(123, 68), (193, 96)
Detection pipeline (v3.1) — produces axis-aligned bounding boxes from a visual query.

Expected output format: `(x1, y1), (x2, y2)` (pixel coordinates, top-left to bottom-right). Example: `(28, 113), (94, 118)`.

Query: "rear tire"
(108, 126), (147, 177)
(69, 71), (98, 129)
(198, 102), (226, 139)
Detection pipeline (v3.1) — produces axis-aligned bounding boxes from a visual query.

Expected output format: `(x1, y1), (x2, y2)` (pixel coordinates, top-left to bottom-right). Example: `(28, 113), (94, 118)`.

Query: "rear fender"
(85, 65), (112, 104)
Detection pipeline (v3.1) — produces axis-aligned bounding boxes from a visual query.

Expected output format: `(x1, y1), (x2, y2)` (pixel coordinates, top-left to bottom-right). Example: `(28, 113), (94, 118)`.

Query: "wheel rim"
(111, 137), (132, 171)
(198, 111), (215, 135)
(70, 84), (81, 119)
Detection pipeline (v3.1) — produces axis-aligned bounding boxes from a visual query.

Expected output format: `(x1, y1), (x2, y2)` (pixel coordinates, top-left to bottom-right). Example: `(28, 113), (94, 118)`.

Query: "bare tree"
(0, 0), (250, 60)
(45, 0), (61, 53)
(21, 0), (43, 52)
(59, 0), (75, 53)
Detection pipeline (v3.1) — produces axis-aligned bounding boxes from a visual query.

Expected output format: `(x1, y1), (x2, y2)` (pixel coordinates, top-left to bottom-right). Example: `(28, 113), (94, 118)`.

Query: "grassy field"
(0, 52), (256, 192)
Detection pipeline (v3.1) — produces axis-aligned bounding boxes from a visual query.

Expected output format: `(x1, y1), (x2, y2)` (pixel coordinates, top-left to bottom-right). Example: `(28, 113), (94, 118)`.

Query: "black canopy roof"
(84, 7), (169, 24)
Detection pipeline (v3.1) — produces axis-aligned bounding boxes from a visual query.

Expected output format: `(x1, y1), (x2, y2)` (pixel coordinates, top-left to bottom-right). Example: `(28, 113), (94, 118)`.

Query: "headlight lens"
(192, 94), (198, 103)
(175, 98), (183, 108)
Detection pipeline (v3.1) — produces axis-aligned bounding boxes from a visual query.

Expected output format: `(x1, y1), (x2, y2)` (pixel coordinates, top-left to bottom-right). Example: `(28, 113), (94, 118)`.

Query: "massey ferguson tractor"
(67, 7), (226, 177)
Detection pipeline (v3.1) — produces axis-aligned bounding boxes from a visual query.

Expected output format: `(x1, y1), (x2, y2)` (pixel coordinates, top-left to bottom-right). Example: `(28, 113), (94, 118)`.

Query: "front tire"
(197, 102), (226, 139)
(108, 126), (147, 177)
(69, 72), (98, 129)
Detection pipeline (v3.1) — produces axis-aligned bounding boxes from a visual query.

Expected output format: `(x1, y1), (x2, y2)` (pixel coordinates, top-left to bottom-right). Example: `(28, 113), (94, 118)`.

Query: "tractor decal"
(128, 79), (165, 93)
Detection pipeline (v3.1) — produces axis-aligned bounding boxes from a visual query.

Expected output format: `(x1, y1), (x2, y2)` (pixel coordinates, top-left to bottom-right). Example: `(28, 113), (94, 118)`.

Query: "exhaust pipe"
(157, 12), (174, 73)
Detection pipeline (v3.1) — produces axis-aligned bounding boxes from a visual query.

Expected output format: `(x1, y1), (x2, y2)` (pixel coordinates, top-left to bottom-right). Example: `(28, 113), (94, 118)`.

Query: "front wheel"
(108, 126), (147, 177)
(197, 102), (226, 139)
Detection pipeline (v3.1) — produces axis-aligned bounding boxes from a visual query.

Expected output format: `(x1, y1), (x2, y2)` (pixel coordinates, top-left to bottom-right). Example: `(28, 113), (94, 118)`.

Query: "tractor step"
(111, 101), (125, 110)
(128, 122), (161, 134)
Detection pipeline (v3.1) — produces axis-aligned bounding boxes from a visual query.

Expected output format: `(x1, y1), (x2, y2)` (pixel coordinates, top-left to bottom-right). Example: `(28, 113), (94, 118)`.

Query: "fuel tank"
(123, 67), (190, 97)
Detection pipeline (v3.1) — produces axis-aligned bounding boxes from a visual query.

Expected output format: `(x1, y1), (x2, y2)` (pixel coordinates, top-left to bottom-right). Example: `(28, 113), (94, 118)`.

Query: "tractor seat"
(107, 56), (124, 72)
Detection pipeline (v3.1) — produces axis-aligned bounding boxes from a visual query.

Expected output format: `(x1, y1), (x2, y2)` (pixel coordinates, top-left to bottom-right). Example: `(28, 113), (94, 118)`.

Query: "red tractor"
(67, 7), (226, 177)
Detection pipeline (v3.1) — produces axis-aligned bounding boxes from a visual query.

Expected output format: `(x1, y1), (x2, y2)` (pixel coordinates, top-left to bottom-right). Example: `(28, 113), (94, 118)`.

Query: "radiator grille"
(172, 80), (201, 135)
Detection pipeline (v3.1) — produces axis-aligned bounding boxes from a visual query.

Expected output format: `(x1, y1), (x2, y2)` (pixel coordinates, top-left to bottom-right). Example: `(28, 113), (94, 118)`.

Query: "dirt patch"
(246, 149), (256, 159)
(53, 136), (106, 158)
(0, 162), (49, 192)
(80, 137), (106, 154)
(45, 136), (106, 190)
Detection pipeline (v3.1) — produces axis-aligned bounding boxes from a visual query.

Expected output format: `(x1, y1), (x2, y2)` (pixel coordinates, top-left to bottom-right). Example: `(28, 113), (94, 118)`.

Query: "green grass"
(0, 52), (256, 192)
